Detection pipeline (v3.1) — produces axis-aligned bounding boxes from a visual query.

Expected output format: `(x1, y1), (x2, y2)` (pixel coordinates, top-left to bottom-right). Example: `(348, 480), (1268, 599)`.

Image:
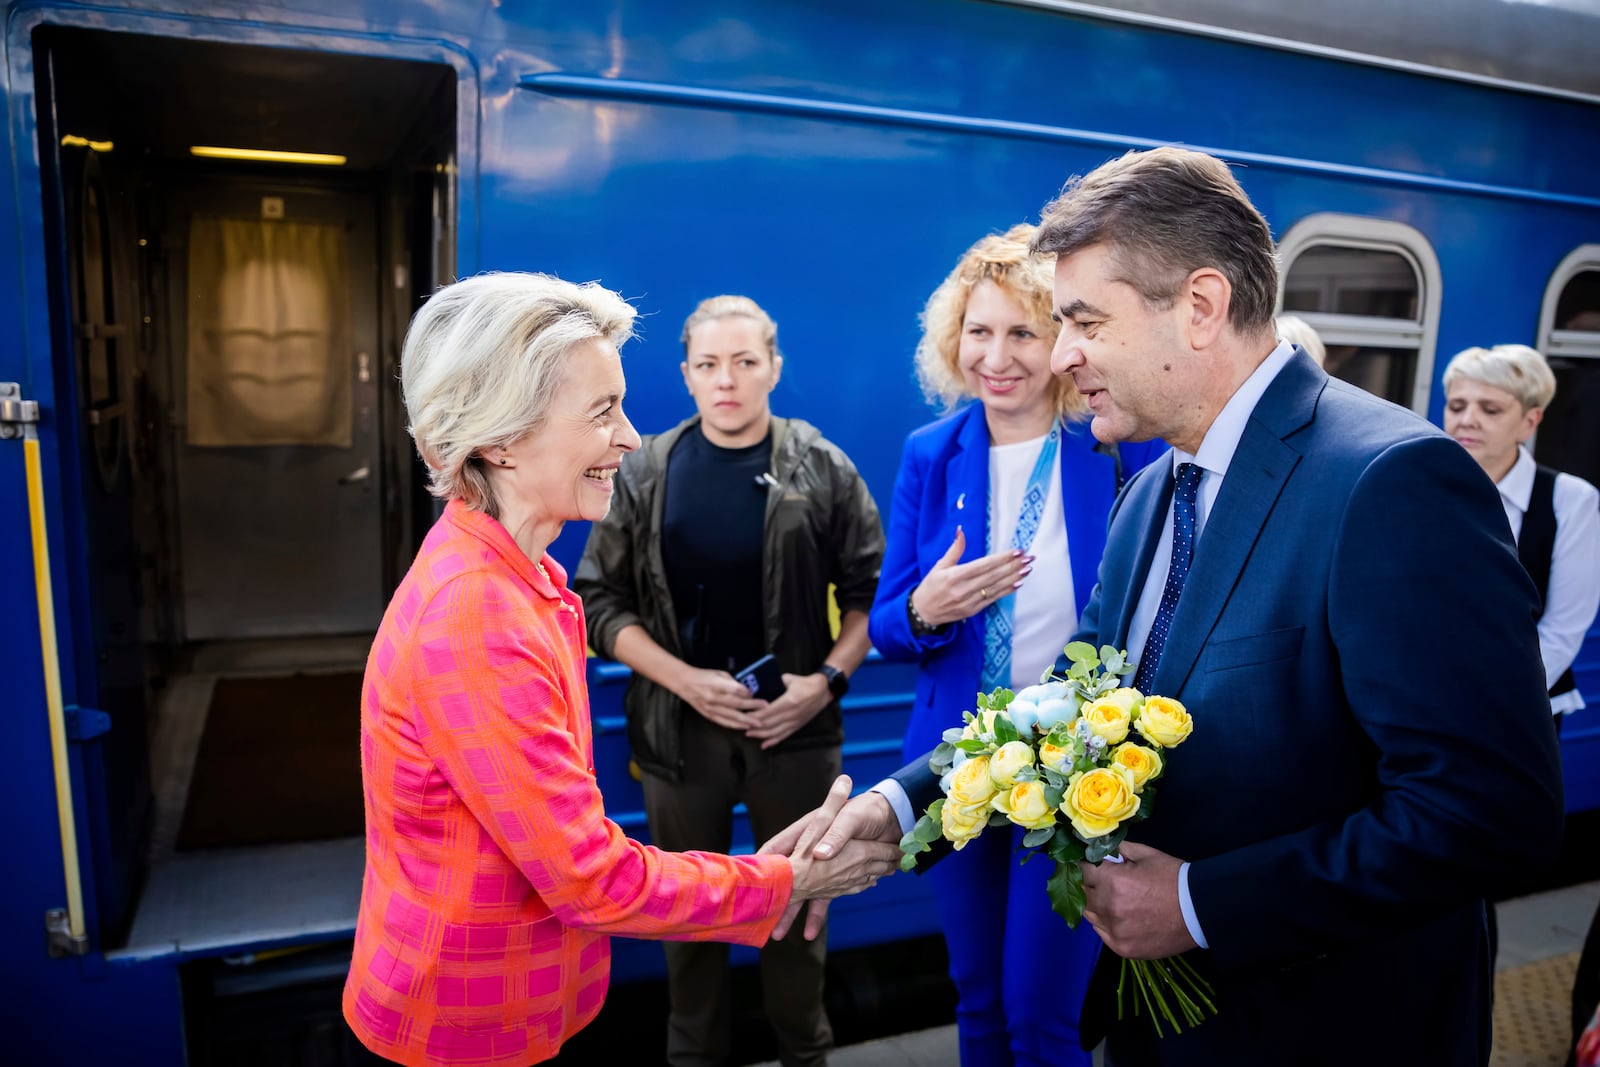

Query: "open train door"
(8, 20), (461, 1064)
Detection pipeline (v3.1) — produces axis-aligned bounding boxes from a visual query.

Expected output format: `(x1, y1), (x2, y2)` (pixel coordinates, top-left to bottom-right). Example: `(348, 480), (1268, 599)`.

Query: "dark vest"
(1517, 463), (1577, 698)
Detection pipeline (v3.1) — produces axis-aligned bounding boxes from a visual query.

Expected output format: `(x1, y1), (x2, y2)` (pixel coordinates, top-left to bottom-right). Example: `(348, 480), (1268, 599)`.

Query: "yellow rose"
(1038, 740), (1072, 773)
(1135, 695), (1194, 748)
(1101, 687), (1145, 716)
(960, 708), (1001, 741)
(948, 755), (1000, 808)
(989, 741), (1036, 788)
(992, 781), (1058, 830)
(942, 798), (990, 849)
(1060, 766), (1141, 838)
(1110, 742), (1163, 789)
(1081, 694), (1136, 745)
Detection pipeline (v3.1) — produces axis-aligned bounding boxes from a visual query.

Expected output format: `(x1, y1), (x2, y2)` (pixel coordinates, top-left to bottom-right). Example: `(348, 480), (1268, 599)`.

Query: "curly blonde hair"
(915, 223), (1084, 419)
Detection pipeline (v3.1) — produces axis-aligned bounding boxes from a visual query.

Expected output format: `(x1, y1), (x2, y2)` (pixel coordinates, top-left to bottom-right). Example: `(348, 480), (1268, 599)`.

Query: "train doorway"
(33, 25), (456, 958)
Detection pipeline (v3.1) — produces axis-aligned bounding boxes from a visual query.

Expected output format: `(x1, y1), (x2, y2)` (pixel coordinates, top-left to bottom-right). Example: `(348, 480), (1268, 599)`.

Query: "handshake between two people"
(760, 774), (902, 941)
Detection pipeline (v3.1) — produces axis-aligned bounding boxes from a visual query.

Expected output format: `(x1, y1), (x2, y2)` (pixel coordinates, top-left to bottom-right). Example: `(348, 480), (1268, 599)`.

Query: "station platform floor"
(751, 880), (1600, 1067)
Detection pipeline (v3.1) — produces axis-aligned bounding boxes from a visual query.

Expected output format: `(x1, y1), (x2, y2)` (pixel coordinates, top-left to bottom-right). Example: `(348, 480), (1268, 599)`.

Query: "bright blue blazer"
(868, 403), (1162, 760)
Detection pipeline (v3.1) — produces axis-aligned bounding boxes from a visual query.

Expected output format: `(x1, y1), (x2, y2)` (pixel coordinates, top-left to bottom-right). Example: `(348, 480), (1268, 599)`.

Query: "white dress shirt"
(1495, 448), (1600, 714)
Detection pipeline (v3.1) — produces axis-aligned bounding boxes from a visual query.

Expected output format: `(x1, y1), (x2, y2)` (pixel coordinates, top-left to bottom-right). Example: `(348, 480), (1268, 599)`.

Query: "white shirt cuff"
(1179, 861), (1209, 949)
(872, 778), (916, 835)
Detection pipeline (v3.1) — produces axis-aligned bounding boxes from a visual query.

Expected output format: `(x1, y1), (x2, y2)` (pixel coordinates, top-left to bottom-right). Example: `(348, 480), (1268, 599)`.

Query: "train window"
(1275, 214), (1442, 415)
(1534, 247), (1600, 487)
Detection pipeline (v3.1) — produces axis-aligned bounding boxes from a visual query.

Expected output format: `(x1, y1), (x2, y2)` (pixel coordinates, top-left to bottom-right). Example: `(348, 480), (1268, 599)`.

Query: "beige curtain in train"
(186, 216), (351, 447)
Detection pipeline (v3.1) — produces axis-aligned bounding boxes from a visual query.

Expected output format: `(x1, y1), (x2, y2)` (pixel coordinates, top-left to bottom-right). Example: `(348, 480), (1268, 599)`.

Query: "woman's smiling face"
(958, 278), (1055, 428)
(497, 337), (641, 528)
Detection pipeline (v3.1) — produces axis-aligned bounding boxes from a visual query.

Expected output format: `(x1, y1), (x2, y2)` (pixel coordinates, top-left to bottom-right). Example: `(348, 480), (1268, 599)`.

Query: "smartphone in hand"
(734, 654), (786, 703)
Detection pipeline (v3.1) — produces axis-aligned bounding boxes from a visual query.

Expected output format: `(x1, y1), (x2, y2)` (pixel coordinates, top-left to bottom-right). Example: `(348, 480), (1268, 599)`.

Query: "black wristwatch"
(819, 664), (850, 699)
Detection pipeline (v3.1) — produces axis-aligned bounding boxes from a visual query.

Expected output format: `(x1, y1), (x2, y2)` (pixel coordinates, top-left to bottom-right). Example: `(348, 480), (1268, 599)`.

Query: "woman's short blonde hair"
(915, 223), (1084, 418)
(680, 294), (781, 362)
(1442, 344), (1557, 412)
(402, 272), (636, 515)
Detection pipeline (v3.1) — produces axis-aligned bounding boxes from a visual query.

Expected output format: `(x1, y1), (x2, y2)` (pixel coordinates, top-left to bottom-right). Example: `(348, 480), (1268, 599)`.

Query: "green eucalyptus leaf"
(1022, 826), (1056, 849)
(1064, 641), (1098, 667)
(1085, 826), (1129, 863)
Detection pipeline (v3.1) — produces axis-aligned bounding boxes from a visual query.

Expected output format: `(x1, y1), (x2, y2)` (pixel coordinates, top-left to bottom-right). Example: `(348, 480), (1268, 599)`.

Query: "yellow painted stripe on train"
(25, 436), (85, 944)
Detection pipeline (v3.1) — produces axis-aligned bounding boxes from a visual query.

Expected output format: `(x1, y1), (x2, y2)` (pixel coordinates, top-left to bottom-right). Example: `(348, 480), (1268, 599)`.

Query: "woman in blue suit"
(868, 224), (1159, 1066)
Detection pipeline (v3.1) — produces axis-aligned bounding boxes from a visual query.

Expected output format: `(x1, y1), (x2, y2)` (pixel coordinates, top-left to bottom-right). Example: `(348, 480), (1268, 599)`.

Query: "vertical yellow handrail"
(23, 429), (86, 948)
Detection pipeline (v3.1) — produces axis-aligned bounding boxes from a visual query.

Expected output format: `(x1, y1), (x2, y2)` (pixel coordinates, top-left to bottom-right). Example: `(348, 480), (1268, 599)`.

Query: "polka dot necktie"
(1133, 462), (1203, 693)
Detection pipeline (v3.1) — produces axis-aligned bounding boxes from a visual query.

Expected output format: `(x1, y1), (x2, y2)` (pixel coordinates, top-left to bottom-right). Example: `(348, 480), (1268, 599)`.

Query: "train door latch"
(0, 382), (40, 439)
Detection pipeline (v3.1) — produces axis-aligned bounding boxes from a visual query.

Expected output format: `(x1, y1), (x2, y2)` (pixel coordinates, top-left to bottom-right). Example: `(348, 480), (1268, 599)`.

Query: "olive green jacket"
(574, 415), (884, 783)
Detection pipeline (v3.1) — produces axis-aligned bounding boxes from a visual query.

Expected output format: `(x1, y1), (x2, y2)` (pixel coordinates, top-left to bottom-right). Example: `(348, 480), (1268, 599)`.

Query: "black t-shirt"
(661, 425), (771, 672)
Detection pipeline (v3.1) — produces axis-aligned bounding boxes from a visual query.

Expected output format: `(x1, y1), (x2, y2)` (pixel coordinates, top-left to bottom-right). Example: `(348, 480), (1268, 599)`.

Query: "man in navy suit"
(767, 146), (1563, 1065)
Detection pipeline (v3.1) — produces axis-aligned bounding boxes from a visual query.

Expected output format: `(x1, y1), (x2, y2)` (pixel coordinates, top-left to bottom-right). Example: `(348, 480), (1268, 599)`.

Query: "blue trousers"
(925, 821), (1100, 1067)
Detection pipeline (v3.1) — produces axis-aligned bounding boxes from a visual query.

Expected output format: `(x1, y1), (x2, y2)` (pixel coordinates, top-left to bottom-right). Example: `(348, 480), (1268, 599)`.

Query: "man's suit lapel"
(1151, 353), (1325, 697)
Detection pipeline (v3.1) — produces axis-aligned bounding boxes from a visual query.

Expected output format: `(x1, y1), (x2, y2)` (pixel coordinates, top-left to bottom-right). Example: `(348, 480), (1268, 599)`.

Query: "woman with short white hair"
(342, 272), (899, 1067)
(1442, 343), (1600, 715)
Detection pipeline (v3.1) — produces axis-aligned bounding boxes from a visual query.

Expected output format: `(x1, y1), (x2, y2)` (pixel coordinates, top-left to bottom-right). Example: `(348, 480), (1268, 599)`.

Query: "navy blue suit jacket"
(868, 403), (1160, 761)
(895, 353), (1563, 1064)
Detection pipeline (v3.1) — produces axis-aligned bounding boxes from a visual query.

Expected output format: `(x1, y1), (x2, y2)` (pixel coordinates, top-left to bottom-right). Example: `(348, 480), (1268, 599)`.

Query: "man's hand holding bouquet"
(899, 641), (1215, 1035)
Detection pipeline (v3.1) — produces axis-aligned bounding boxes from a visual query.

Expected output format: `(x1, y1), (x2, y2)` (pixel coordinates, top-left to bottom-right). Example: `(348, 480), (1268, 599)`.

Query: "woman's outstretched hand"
(763, 775), (902, 938)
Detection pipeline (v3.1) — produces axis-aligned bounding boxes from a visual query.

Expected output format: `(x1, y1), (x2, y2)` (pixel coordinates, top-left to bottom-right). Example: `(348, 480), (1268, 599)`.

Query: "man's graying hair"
(1031, 147), (1279, 335)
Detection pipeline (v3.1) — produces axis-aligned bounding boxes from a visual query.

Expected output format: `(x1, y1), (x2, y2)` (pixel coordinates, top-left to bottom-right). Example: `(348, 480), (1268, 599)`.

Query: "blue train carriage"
(4, 0), (1599, 1060)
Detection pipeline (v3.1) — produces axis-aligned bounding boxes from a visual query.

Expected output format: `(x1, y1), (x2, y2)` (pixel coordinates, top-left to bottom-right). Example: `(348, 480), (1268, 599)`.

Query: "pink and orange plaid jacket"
(343, 500), (793, 1067)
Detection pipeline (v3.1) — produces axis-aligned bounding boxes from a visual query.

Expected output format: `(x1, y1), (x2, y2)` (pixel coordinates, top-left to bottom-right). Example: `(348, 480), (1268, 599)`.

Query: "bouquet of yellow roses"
(898, 641), (1215, 1036)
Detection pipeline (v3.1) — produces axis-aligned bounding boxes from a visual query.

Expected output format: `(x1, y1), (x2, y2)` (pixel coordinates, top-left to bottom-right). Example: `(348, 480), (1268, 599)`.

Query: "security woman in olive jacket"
(574, 295), (883, 1067)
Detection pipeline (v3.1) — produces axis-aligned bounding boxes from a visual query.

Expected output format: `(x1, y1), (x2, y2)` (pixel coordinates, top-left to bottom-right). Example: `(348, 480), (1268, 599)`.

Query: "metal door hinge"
(45, 908), (88, 957)
(1, 382), (40, 439)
